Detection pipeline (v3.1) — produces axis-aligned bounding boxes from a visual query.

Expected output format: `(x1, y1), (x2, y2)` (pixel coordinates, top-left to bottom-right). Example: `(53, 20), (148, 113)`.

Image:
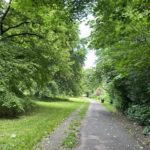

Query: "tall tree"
(90, 0), (150, 117)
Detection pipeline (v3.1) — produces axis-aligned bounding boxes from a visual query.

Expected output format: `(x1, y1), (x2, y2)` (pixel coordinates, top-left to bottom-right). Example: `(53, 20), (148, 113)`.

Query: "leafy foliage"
(0, 0), (91, 116)
(0, 91), (24, 117)
(83, 68), (99, 95)
(126, 105), (150, 126)
(90, 0), (150, 125)
(0, 91), (35, 117)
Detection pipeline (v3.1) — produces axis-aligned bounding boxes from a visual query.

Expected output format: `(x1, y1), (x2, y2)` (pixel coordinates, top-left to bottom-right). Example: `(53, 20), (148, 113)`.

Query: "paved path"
(76, 101), (142, 150)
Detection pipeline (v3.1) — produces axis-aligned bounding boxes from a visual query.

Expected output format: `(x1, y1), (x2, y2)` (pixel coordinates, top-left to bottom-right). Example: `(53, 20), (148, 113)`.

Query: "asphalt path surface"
(76, 100), (142, 150)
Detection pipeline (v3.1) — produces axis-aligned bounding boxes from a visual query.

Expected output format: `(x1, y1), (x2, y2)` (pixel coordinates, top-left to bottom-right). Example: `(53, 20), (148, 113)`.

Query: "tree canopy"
(0, 0), (93, 116)
(89, 0), (150, 125)
(0, 0), (91, 97)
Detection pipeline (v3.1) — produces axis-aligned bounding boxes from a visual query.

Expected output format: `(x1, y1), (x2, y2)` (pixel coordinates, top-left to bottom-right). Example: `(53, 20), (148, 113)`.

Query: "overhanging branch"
(0, 0), (13, 35)
(0, 32), (43, 41)
(3, 21), (30, 34)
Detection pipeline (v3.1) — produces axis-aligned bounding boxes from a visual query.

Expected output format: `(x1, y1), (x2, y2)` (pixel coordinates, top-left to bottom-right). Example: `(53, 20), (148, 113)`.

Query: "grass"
(62, 131), (77, 148)
(78, 102), (89, 119)
(102, 101), (116, 113)
(62, 101), (89, 149)
(0, 97), (86, 150)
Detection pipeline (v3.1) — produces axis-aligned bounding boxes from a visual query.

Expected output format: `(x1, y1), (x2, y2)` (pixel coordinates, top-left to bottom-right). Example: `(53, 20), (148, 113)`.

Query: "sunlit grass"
(0, 98), (86, 150)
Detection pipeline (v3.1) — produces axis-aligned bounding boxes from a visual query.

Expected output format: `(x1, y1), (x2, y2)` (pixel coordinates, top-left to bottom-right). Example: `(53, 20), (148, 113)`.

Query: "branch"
(3, 21), (30, 34)
(9, 37), (35, 44)
(0, 0), (13, 35)
(0, 32), (43, 41)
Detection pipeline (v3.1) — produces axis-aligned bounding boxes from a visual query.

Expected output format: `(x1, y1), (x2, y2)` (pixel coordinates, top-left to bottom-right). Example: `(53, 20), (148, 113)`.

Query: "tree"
(0, 0), (92, 116)
(89, 0), (150, 125)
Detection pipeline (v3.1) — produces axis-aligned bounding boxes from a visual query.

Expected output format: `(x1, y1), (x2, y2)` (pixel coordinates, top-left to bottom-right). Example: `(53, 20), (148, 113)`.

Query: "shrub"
(126, 104), (150, 126)
(143, 126), (150, 135)
(0, 91), (24, 117)
(21, 97), (35, 113)
(0, 91), (35, 117)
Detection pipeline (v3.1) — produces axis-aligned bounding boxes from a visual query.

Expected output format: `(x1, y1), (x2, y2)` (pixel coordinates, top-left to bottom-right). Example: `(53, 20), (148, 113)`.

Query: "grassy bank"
(0, 97), (87, 150)
(102, 101), (116, 113)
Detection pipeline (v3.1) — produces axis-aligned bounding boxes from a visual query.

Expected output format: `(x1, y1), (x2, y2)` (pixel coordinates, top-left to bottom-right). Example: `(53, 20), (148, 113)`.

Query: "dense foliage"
(83, 68), (99, 96)
(90, 0), (150, 125)
(0, 0), (92, 116)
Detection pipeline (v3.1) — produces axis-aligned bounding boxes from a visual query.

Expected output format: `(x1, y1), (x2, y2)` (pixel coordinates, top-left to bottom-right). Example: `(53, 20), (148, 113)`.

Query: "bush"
(143, 126), (150, 135)
(0, 91), (24, 117)
(126, 104), (150, 126)
(0, 91), (35, 117)
(21, 97), (35, 113)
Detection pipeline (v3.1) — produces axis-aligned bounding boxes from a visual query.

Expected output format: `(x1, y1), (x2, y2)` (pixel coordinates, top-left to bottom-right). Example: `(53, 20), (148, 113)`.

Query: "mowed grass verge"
(0, 97), (87, 150)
